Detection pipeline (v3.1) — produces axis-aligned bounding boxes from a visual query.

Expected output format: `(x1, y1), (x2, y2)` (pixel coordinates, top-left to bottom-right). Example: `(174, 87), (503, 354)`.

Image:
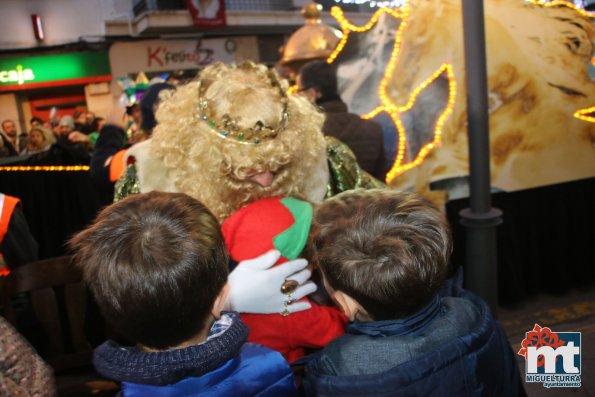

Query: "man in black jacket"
(298, 60), (388, 181)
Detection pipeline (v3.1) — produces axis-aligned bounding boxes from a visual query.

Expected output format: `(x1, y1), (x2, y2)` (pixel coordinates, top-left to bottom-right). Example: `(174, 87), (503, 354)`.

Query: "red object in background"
(31, 14), (44, 41)
(29, 94), (87, 123)
(184, 0), (226, 28)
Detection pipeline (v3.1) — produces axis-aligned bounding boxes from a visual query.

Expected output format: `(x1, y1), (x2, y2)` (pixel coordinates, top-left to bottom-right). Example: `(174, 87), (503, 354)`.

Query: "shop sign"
(0, 52), (111, 91)
(0, 65), (35, 85)
(109, 39), (236, 76)
(319, 0), (406, 9)
(147, 40), (216, 68)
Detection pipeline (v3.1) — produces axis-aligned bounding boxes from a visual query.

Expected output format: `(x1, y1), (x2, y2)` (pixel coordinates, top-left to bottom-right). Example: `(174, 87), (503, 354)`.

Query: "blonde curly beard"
(131, 62), (329, 221)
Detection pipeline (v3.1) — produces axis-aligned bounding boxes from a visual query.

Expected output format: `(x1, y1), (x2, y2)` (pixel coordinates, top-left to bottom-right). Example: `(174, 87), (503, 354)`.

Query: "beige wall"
(21, 100), (32, 132)
(85, 83), (114, 119)
(0, 0), (131, 50)
(0, 93), (21, 133)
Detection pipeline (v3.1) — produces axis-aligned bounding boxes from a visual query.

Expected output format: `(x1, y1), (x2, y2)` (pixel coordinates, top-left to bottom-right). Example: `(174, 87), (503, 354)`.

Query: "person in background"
(29, 116), (44, 128)
(69, 116), (106, 151)
(73, 110), (92, 134)
(0, 193), (38, 276)
(297, 61), (387, 182)
(69, 191), (299, 396)
(302, 189), (524, 396)
(0, 119), (20, 157)
(47, 115), (91, 164)
(85, 111), (96, 128)
(21, 126), (55, 155)
(125, 103), (141, 139)
(90, 83), (174, 186)
(87, 116), (105, 150)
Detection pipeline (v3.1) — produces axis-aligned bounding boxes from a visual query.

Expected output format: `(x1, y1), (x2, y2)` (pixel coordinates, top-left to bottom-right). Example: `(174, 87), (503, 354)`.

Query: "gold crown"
(197, 67), (290, 144)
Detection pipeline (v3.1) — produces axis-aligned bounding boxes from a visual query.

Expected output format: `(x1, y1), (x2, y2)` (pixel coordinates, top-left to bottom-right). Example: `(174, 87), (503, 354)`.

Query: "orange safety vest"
(0, 194), (21, 276)
(109, 149), (128, 183)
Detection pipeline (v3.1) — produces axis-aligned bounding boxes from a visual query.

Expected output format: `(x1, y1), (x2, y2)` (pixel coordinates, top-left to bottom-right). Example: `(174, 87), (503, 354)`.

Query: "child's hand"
(227, 250), (317, 314)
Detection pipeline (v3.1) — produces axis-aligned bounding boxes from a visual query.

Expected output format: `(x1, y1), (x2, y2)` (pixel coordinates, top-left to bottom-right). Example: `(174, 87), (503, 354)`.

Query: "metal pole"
(459, 0), (502, 313)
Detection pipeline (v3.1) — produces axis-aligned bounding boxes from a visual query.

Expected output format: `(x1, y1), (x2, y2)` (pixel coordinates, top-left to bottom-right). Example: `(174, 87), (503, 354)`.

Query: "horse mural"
(329, 0), (595, 195)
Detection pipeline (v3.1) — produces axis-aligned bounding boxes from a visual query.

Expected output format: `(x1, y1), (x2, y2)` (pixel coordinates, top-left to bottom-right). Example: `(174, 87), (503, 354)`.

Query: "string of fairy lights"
(324, 0), (593, 183)
(0, 165), (90, 172)
(327, 5), (457, 183)
(574, 107), (595, 123)
(526, 0), (595, 17)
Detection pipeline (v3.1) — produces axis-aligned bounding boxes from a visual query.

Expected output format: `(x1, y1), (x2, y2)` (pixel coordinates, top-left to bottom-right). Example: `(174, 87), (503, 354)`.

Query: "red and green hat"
(222, 196), (313, 265)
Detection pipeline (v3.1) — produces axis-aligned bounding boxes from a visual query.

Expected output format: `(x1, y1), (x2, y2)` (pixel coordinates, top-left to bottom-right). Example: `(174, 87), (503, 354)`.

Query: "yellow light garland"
(389, 64), (457, 181)
(525, 0), (595, 17)
(573, 106), (595, 123)
(328, 5), (457, 184)
(0, 165), (90, 172)
(307, 1), (593, 184)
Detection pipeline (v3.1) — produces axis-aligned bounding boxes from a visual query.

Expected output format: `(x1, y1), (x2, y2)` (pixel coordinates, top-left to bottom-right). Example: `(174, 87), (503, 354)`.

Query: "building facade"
(0, 0), (371, 132)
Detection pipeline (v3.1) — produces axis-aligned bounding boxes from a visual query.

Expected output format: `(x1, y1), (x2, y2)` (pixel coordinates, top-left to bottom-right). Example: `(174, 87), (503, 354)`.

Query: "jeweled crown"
(197, 66), (290, 144)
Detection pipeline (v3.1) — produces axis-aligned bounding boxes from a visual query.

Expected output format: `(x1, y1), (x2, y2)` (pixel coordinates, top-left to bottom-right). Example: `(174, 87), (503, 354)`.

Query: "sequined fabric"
(114, 161), (141, 202)
(325, 136), (386, 198)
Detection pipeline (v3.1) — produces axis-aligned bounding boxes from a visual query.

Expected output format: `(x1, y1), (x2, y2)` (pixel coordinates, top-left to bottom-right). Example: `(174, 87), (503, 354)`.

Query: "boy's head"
(311, 189), (451, 321)
(69, 191), (229, 350)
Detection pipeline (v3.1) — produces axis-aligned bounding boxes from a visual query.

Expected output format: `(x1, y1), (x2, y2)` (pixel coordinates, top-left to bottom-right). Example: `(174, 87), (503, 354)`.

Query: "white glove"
(227, 250), (317, 314)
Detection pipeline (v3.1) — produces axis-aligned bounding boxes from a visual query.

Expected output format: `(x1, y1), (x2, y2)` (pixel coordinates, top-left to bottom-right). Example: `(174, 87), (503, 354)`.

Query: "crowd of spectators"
(0, 110), (109, 165)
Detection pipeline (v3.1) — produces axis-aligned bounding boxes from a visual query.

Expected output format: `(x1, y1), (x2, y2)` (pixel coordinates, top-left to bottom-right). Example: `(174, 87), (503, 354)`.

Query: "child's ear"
(211, 283), (230, 320)
(332, 291), (367, 322)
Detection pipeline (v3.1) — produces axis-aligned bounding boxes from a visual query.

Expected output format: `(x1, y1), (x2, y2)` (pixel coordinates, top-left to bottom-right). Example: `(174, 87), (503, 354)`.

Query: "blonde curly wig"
(150, 61), (328, 221)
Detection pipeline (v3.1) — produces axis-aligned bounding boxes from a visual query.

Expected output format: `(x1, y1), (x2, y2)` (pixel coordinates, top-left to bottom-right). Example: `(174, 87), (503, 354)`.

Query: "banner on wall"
(184, 0), (226, 28)
(331, 0), (595, 194)
(109, 39), (237, 77)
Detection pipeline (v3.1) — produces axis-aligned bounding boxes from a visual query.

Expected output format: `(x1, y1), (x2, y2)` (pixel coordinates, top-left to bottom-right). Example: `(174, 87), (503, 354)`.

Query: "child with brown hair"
(303, 189), (524, 396)
(70, 191), (298, 396)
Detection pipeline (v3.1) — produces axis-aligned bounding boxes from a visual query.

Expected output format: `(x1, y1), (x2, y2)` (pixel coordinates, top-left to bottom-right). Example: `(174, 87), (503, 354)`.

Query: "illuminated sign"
(0, 65), (35, 85)
(0, 52), (111, 91)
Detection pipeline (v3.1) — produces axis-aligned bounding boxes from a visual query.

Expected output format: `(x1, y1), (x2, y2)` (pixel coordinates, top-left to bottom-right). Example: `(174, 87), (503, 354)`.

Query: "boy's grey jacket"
(301, 289), (525, 397)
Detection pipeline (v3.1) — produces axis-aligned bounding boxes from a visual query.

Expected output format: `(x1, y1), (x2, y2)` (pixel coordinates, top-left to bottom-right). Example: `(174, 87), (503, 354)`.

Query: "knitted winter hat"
(58, 115), (74, 129)
(221, 196), (313, 265)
